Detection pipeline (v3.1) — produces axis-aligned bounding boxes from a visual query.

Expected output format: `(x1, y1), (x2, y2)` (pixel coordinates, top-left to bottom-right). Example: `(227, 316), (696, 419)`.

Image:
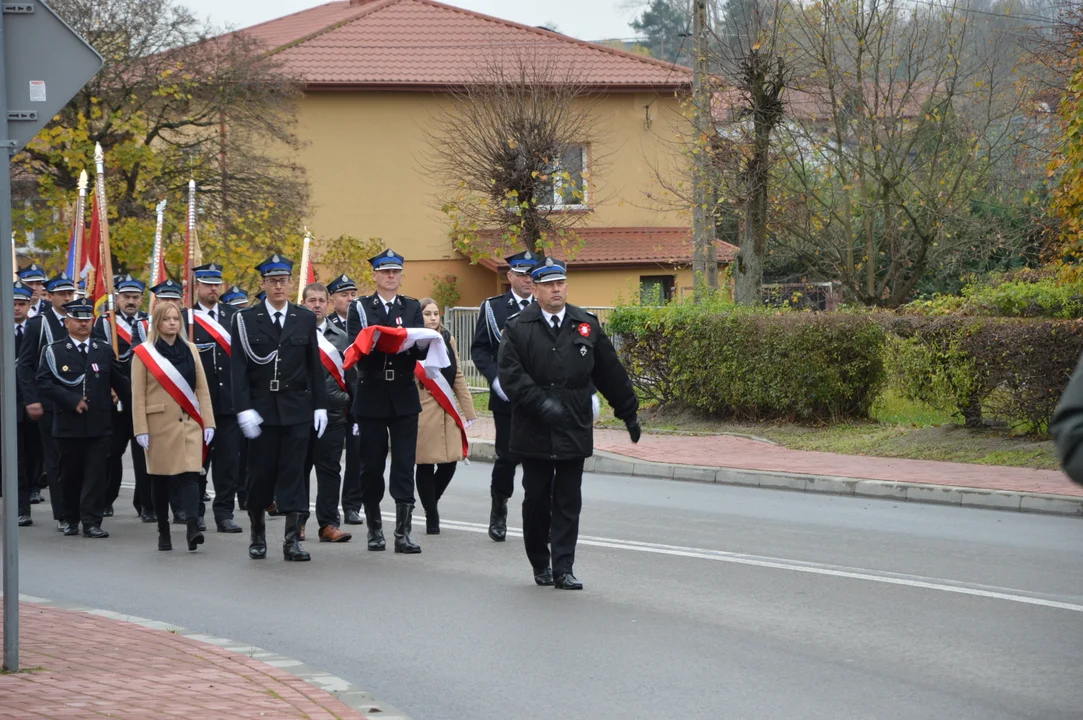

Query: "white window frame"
(543, 145), (589, 211)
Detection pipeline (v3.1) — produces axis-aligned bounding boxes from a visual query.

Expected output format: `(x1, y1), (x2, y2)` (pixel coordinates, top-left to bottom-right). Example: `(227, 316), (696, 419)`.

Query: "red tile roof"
(478, 227), (737, 271)
(234, 0), (691, 89)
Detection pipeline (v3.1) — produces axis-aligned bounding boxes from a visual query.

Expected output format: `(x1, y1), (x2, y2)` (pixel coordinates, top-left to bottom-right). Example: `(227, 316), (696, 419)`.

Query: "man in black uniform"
(498, 258), (641, 590)
(149, 279), (184, 307)
(17, 263), (49, 318)
(300, 282), (353, 542)
(471, 250), (538, 541)
(15, 265), (48, 503)
(13, 281), (35, 526)
(232, 253), (328, 561)
(190, 262), (243, 533)
(36, 300), (128, 538)
(346, 249), (424, 554)
(221, 285), (249, 309)
(328, 274), (363, 525)
(219, 284), (249, 507)
(17, 273), (76, 531)
(93, 274), (151, 520)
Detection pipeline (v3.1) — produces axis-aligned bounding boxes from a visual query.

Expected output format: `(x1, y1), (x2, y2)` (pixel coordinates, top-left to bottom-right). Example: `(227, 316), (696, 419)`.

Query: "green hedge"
(883, 316), (1083, 433)
(611, 303), (1083, 433)
(610, 304), (886, 422)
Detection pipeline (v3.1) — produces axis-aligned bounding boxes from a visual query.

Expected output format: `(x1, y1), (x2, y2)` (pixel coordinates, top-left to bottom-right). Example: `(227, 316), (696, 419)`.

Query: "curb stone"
(11, 593), (411, 720)
(468, 440), (1083, 518)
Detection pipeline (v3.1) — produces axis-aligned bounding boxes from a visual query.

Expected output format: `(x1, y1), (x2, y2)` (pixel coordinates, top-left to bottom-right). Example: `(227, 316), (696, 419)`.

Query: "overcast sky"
(181, 0), (648, 42)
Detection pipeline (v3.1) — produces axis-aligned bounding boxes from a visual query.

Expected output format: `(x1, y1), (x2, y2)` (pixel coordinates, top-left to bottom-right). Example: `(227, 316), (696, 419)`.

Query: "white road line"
(120, 482), (1083, 614)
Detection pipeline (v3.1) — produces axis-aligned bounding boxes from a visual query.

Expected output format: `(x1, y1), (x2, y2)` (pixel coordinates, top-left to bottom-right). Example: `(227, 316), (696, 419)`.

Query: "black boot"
(158, 530), (172, 551)
(426, 504), (440, 535)
(394, 503), (421, 554)
(489, 492), (508, 542)
(248, 509), (267, 559)
(283, 512), (311, 562)
(365, 504), (385, 551)
(186, 518), (204, 552)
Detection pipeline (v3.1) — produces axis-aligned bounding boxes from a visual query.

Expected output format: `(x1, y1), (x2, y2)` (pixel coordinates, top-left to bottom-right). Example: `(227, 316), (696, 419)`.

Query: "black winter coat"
(497, 303), (637, 460)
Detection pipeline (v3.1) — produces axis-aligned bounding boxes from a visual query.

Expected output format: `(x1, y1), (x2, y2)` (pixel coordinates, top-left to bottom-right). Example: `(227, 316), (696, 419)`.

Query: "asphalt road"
(10, 462), (1083, 720)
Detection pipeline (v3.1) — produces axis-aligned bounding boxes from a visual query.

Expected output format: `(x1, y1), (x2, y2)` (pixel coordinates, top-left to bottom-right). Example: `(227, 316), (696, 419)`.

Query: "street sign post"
(1, 0), (102, 671)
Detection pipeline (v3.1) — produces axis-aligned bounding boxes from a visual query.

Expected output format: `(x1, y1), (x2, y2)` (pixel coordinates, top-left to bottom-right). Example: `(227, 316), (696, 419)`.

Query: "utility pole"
(691, 0), (718, 300)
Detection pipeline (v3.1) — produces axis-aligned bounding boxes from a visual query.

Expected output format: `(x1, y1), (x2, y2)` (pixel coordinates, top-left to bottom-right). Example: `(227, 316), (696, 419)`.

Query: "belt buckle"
(384, 369), (395, 382)
(269, 380), (280, 392)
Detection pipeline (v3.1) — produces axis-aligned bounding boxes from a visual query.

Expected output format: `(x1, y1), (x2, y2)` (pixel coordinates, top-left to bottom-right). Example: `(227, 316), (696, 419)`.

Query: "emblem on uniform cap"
(272, 254), (280, 262)
(341, 274), (348, 282)
(386, 250), (394, 257)
(525, 251), (532, 260)
(545, 257), (554, 267)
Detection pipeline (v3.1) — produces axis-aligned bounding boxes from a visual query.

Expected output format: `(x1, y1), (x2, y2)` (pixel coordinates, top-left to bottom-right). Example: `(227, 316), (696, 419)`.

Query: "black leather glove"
(539, 398), (566, 425)
(626, 417), (642, 444)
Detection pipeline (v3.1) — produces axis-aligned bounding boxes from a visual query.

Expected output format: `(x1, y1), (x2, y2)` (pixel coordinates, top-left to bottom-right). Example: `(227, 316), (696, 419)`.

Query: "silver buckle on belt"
(384, 369), (395, 381)
(269, 380), (280, 392)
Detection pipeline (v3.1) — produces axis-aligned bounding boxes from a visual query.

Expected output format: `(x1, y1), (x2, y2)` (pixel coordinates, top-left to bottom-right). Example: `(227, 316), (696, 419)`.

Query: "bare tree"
(774, 0), (1037, 306)
(425, 52), (607, 260)
(17, 0), (309, 284)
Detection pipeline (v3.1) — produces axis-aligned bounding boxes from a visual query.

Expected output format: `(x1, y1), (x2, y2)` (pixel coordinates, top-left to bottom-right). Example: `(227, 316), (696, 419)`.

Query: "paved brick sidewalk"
(466, 417), (1082, 498)
(0, 601), (368, 719)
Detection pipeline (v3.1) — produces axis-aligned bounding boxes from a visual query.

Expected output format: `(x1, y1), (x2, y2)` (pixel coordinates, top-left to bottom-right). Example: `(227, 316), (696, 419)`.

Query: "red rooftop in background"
(233, 0), (692, 89)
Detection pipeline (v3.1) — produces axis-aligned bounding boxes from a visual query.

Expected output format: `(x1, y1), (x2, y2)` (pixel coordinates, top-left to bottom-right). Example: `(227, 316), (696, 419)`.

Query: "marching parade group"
(7, 247), (642, 589)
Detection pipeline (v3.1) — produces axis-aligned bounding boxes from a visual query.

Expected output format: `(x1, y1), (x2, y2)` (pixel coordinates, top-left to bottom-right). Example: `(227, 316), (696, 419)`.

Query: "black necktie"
(208, 309), (215, 321)
(15, 325), (23, 340)
(520, 300), (529, 310)
(273, 311), (283, 328)
(551, 315), (560, 331)
(78, 343), (87, 357)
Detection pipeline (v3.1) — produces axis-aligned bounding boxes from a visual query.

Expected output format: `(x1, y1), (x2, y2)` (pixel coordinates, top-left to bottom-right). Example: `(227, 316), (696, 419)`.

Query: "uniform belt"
(270, 381), (308, 392)
(358, 369), (411, 383)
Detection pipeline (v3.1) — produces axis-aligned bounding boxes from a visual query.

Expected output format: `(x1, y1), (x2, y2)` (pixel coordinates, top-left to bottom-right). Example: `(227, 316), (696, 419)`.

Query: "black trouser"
(247, 422), (310, 518)
(134, 467), (155, 517)
(416, 463), (456, 517)
(151, 472), (199, 536)
(106, 408), (146, 510)
(341, 428), (363, 514)
(39, 412), (64, 521)
(237, 438), (249, 509)
(203, 413), (241, 522)
(358, 414), (418, 505)
(490, 411), (518, 499)
(303, 414), (346, 529)
(16, 420), (31, 515)
(56, 435), (111, 528)
(521, 458), (585, 576)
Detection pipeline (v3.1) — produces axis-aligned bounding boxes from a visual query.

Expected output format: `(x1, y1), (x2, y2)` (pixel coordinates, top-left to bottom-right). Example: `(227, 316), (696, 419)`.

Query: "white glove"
(136, 434), (150, 450)
(314, 409), (328, 439)
(492, 378), (509, 402)
(592, 394), (601, 421)
(238, 409), (264, 439)
(203, 427), (215, 445)
(465, 419), (475, 429)
(352, 423), (359, 436)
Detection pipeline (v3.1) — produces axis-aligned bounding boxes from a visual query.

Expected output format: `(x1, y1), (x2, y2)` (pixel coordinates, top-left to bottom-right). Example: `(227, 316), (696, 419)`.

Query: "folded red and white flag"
(343, 326), (449, 376)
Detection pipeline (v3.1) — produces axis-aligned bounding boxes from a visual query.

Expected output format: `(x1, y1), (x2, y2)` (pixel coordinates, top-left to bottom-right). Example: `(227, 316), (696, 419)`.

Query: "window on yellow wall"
(540, 145), (588, 210)
(640, 275), (674, 305)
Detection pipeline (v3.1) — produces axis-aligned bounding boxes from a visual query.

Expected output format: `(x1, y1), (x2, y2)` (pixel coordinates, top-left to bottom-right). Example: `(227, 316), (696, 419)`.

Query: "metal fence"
(444, 305), (615, 391)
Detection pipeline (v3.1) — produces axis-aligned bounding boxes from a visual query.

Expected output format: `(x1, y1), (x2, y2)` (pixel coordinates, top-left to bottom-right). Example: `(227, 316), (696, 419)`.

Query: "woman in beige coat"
(415, 298), (477, 534)
(132, 302), (216, 552)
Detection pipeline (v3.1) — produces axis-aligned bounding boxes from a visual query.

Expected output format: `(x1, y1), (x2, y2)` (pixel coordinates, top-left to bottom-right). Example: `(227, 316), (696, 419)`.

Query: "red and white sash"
(414, 362), (469, 458)
(190, 309), (232, 356)
(317, 330), (346, 391)
(133, 342), (208, 461)
(115, 315), (144, 345)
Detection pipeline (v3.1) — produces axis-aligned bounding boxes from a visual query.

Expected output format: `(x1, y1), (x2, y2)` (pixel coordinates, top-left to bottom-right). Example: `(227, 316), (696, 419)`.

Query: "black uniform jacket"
(35, 338), (128, 439)
(346, 293), (425, 419)
(230, 303), (327, 427)
(17, 310), (69, 412)
(92, 312), (148, 408)
(14, 322), (27, 422)
(471, 291), (529, 415)
(189, 303), (238, 416)
(497, 303), (638, 460)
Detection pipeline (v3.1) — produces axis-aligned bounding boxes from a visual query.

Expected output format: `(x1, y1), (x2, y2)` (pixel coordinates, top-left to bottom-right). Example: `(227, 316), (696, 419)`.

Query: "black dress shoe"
(554, 572), (583, 590)
(63, 524), (80, 536)
(202, 491), (211, 502)
(344, 509), (364, 525)
(29, 490), (42, 505)
(172, 512), (188, 525)
(57, 520), (70, 533)
(533, 567), (554, 586)
(196, 517), (206, 532)
(103, 506), (114, 517)
(17, 515), (32, 527)
(216, 518), (243, 533)
(158, 532), (172, 551)
(141, 512), (158, 523)
(83, 526), (109, 539)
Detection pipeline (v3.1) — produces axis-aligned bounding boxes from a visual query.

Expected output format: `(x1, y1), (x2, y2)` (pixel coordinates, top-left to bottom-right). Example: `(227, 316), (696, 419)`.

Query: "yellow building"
(235, 0), (734, 306)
